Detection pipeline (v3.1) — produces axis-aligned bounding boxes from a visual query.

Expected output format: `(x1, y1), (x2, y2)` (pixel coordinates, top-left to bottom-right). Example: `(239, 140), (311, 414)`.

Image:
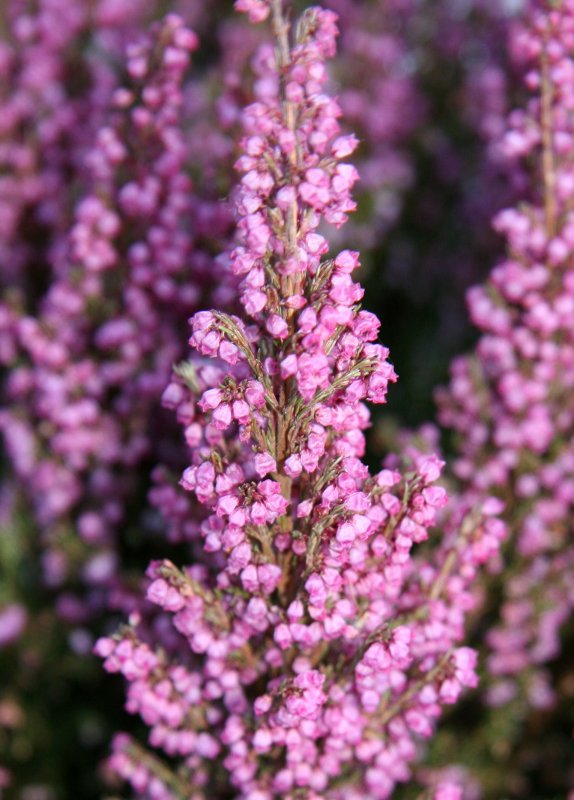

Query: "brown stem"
(271, 0), (291, 72)
(429, 509), (482, 601)
(271, 0), (303, 310)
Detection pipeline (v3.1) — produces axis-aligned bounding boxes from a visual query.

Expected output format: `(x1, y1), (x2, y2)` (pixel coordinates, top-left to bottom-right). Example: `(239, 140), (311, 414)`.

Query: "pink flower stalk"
(98, 3), (503, 797)
(1, 15), (201, 595)
(438, 0), (574, 741)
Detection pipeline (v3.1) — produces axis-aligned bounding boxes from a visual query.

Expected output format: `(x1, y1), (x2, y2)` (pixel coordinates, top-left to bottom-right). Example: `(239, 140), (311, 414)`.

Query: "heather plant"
(1, 13), (205, 596)
(434, 1), (574, 794)
(97, 3), (506, 798)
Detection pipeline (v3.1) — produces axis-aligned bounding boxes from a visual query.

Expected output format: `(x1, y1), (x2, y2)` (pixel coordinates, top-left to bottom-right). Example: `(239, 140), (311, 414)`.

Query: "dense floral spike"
(1, 15), (201, 594)
(437, 0), (574, 791)
(99, 3), (503, 798)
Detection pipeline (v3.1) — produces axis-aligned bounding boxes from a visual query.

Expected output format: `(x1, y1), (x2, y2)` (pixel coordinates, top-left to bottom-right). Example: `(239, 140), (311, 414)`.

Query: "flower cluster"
(98, 3), (504, 798)
(437, 0), (574, 790)
(1, 14), (201, 597)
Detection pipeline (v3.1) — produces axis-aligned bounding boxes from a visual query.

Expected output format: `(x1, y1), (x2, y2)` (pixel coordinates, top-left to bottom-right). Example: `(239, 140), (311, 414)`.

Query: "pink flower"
(254, 452), (277, 477)
(266, 314), (289, 339)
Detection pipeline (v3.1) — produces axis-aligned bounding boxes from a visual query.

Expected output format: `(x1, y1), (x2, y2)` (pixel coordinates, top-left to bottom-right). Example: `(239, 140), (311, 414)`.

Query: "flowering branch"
(435, 1), (574, 791)
(98, 3), (502, 798)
